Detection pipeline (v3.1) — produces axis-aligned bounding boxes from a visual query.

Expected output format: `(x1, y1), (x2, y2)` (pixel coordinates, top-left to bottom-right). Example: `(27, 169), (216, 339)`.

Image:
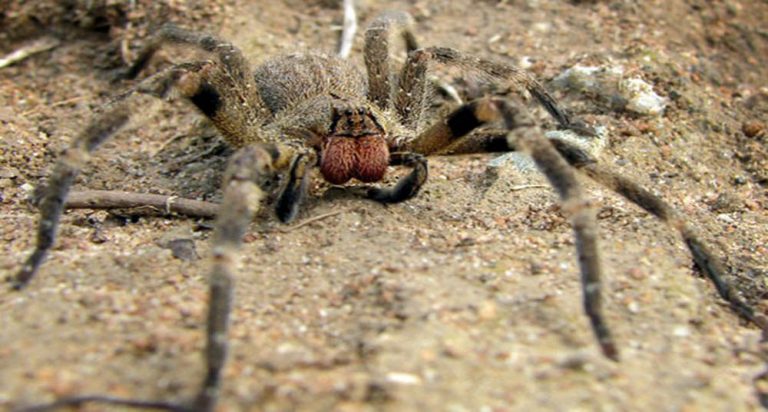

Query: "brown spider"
(10, 9), (765, 412)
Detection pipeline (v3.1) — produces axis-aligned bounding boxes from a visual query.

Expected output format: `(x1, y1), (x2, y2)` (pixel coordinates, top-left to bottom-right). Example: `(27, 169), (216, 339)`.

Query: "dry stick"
(509, 184), (548, 191)
(338, 0), (357, 58)
(16, 395), (188, 412)
(65, 190), (219, 218)
(0, 37), (60, 69)
(20, 96), (88, 117)
(278, 210), (346, 232)
(0, 214), (34, 220)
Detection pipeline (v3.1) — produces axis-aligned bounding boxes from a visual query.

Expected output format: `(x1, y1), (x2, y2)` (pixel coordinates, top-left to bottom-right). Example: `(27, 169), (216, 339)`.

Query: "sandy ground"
(1, 0), (767, 411)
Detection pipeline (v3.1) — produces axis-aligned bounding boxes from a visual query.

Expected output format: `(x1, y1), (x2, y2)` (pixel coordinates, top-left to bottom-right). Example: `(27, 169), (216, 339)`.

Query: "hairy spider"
(11, 9), (766, 412)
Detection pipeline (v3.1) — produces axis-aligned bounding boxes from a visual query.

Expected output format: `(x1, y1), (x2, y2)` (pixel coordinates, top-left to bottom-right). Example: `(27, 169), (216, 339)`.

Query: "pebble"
(673, 326), (691, 337)
(742, 120), (764, 138)
(0, 167), (18, 178)
(164, 238), (199, 261)
(385, 372), (422, 385)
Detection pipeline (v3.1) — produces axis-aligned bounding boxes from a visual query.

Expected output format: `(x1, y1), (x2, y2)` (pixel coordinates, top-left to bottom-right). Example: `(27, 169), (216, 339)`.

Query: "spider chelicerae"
(11, 9), (766, 412)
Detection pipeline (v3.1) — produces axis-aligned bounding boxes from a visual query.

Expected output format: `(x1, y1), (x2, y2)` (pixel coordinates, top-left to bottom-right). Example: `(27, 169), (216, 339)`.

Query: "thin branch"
(0, 37), (60, 69)
(65, 190), (218, 218)
(15, 395), (189, 412)
(20, 95), (88, 117)
(337, 0), (357, 59)
(278, 209), (345, 232)
(509, 184), (548, 191)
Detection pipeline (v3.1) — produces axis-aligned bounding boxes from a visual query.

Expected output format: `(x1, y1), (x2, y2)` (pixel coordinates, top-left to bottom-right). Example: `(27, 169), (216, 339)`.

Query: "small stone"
(0, 167), (18, 178)
(89, 227), (109, 244)
(627, 267), (646, 280)
(164, 238), (199, 261)
(627, 301), (640, 313)
(742, 120), (765, 138)
(673, 326), (691, 337)
(709, 192), (741, 213)
(385, 372), (422, 385)
(478, 300), (497, 320)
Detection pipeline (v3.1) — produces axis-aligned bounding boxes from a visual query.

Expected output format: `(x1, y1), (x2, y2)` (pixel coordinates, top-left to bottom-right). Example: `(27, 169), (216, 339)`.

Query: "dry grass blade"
(0, 37), (60, 69)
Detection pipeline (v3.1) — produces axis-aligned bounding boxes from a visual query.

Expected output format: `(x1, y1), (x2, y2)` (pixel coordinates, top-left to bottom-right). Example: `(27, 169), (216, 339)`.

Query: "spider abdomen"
(254, 54), (367, 114)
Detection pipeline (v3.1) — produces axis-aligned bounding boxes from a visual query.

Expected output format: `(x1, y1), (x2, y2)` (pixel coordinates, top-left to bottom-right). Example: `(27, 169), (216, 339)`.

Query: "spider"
(10, 9), (766, 412)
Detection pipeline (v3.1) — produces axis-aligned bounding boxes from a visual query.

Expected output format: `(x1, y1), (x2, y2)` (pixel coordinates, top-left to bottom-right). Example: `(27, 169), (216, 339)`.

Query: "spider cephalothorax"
(11, 9), (765, 412)
(318, 104), (390, 184)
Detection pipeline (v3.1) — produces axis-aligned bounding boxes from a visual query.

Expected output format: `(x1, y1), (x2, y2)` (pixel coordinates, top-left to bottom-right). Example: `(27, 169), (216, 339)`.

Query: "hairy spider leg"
(12, 106), (129, 290)
(577, 162), (768, 330)
(493, 100), (617, 360)
(396, 46), (581, 136)
(391, 97), (618, 359)
(124, 24), (271, 148)
(364, 10), (419, 111)
(398, 94), (767, 357)
(127, 25), (312, 222)
(195, 145), (276, 411)
(13, 61), (211, 290)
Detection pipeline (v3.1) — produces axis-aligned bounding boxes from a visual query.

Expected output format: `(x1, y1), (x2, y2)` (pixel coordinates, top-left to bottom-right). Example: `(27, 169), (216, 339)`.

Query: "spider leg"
(577, 161), (768, 331)
(14, 146), (276, 412)
(364, 10), (419, 110)
(404, 99), (508, 155)
(397, 97), (617, 358)
(367, 152), (428, 203)
(492, 101), (618, 360)
(125, 24), (256, 88)
(194, 145), (274, 411)
(11, 105), (130, 290)
(10, 58), (242, 290)
(124, 25), (269, 147)
(275, 151), (315, 222)
(396, 47), (589, 134)
(509, 125), (766, 332)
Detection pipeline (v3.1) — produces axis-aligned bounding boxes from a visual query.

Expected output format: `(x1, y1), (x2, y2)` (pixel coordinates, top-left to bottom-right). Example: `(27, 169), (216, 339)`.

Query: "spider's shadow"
(152, 126), (234, 202)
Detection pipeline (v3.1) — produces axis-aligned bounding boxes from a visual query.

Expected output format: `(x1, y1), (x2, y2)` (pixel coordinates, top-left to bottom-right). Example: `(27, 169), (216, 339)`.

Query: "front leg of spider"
(14, 146), (274, 412)
(193, 145), (275, 411)
(275, 152), (314, 223)
(367, 152), (428, 203)
(491, 100), (617, 360)
(10, 23), (282, 412)
(11, 107), (131, 290)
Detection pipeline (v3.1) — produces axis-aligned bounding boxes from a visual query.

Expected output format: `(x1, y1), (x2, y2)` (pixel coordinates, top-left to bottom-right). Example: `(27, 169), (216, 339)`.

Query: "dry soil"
(1, 1), (767, 411)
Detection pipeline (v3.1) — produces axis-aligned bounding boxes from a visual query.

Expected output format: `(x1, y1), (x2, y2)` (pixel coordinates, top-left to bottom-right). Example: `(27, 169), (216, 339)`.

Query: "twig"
(278, 210), (345, 232)
(509, 184), (548, 191)
(0, 214), (33, 219)
(337, 0), (357, 59)
(0, 37), (60, 69)
(20, 95), (88, 117)
(15, 394), (187, 412)
(65, 190), (219, 218)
